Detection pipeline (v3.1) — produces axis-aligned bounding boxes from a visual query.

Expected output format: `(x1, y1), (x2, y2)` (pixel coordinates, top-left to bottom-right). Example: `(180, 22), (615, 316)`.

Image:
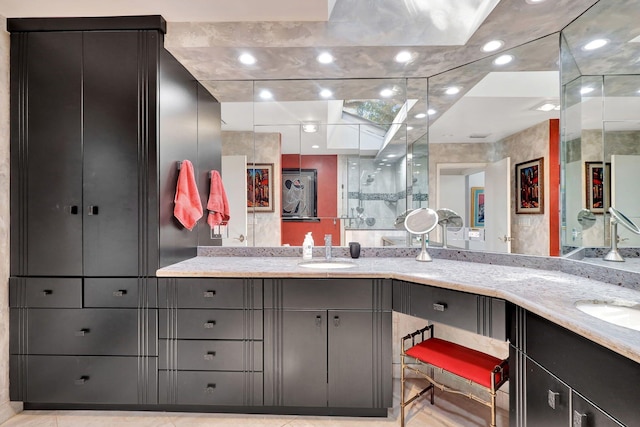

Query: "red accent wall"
(549, 119), (560, 256)
(281, 154), (340, 246)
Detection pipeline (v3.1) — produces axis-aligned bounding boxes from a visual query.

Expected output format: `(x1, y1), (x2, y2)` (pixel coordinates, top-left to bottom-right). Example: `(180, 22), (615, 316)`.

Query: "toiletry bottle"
(302, 232), (314, 260)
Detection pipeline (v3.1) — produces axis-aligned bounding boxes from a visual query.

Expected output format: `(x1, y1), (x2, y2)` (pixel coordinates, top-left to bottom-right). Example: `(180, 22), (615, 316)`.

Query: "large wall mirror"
(560, 0), (640, 255)
(201, 33), (562, 254)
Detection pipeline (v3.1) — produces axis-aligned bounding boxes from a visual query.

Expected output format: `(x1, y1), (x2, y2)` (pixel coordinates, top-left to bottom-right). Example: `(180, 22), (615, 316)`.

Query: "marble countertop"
(157, 255), (640, 365)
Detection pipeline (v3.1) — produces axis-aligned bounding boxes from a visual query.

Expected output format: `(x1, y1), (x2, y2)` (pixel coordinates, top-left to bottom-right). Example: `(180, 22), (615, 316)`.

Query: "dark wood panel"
(264, 278), (374, 310)
(159, 309), (263, 340)
(25, 31), (83, 276)
(159, 278), (261, 309)
(84, 278), (158, 308)
(82, 31), (140, 276)
(8, 16), (166, 33)
(11, 277), (82, 308)
(159, 371), (262, 406)
(525, 357), (570, 427)
(159, 340), (263, 371)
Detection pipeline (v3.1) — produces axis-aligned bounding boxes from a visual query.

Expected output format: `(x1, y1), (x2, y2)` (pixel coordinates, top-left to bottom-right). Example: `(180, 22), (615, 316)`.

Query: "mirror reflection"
(560, 0), (640, 255)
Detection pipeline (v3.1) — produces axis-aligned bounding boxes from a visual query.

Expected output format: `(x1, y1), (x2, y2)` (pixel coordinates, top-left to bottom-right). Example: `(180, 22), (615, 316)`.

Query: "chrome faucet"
(324, 234), (332, 260)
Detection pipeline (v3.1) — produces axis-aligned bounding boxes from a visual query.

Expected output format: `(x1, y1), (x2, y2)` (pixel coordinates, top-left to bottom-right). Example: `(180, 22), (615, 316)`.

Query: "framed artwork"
(515, 157), (544, 214)
(585, 161), (611, 213)
(470, 187), (485, 228)
(247, 163), (274, 212)
(282, 168), (317, 219)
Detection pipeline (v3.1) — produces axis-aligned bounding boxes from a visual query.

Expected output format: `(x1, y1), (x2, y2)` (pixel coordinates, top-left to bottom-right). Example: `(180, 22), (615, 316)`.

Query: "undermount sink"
(575, 300), (640, 331)
(298, 260), (356, 269)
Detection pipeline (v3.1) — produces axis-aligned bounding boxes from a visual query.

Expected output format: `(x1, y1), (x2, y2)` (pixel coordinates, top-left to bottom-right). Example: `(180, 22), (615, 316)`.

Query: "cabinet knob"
(69, 205), (79, 215)
(112, 290), (127, 297)
(75, 328), (90, 337)
(315, 315), (322, 327)
(204, 351), (216, 361)
(547, 390), (560, 409)
(433, 302), (448, 312)
(205, 384), (216, 393)
(333, 316), (341, 327)
(204, 321), (216, 329)
(87, 205), (99, 215)
(203, 290), (216, 298)
(74, 376), (89, 385)
(573, 411), (587, 427)
(41, 290), (53, 296)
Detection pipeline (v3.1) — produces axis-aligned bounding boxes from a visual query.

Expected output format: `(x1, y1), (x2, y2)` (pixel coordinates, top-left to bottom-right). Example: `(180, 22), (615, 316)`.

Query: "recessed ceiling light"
(376, 168), (382, 171)
(352, 162), (358, 165)
(525, 0), (547, 4)
(493, 54), (514, 65)
(381, 159), (387, 162)
(427, 109), (436, 115)
(583, 39), (608, 51)
(445, 86), (460, 95)
(414, 113), (426, 119)
(580, 87), (595, 95)
(536, 103), (558, 112)
(482, 40), (504, 52)
(311, 145), (320, 149)
(386, 154), (396, 158)
(302, 123), (318, 133)
(415, 164), (421, 167)
(386, 164), (392, 167)
(395, 51), (413, 63)
(415, 171), (420, 174)
(317, 52), (334, 64)
(380, 88), (394, 97)
(319, 89), (333, 98)
(407, 126), (414, 130)
(259, 89), (273, 100)
(238, 53), (256, 65)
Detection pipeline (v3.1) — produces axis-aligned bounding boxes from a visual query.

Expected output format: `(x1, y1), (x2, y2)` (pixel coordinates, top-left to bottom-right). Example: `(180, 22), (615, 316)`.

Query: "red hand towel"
(173, 160), (203, 231)
(207, 170), (230, 228)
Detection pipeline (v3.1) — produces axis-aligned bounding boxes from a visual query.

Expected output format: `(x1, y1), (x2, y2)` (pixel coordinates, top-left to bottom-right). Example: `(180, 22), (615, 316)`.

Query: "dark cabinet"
(572, 392), (622, 427)
(264, 278), (392, 414)
(525, 357), (570, 427)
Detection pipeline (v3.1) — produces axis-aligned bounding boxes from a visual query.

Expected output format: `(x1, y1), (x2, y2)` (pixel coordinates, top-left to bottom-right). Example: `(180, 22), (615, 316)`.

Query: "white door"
(221, 155), (248, 246)
(485, 157), (511, 253)
(611, 154), (640, 246)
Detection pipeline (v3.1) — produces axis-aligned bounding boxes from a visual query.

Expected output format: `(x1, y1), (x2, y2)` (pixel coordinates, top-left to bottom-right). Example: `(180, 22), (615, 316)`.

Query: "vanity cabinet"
(263, 278), (392, 415)
(509, 306), (632, 427)
(158, 278), (263, 406)
(8, 16), (221, 409)
(9, 277), (158, 405)
(393, 280), (506, 339)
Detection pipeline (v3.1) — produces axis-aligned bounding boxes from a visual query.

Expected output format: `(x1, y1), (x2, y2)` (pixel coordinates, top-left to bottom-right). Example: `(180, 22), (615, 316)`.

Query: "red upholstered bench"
(401, 325), (508, 427)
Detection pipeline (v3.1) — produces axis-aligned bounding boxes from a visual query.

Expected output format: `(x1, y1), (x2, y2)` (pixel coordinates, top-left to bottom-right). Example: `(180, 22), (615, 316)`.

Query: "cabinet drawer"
(27, 309), (150, 355)
(159, 309), (263, 340)
(159, 278), (262, 309)
(159, 340), (263, 371)
(10, 277), (82, 308)
(25, 355), (157, 404)
(85, 278), (157, 308)
(410, 285), (479, 333)
(159, 371), (262, 405)
(265, 279), (375, 309)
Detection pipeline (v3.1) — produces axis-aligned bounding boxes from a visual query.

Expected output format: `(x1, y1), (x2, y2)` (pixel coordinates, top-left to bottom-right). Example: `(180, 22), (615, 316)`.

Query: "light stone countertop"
(157, 255), (640, 365)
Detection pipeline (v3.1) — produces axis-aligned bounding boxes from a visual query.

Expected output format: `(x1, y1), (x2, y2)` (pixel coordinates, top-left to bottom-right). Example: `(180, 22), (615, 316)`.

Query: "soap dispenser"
(302, 232), (314, 260)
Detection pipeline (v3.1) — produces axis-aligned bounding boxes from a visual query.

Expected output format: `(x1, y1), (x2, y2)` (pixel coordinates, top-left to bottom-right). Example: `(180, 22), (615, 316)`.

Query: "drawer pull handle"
(204, 351), (216, 361)
(112, 290), (127, 297)
(75, 376), (89, 385)
(315, 315), (322, 327)
(87, 205), (99, 215)
(203, 290), (216, 298)
(573, 411), (587, 427)
(204, 321), (216, 329)
(75, 328), (90, 337)
(547, 390), (560, 409)
(69, 205), (79, 215)
(333, 316), (341, 327)
(433, 302), (447, 312)
(42, 290), (53, 296)
(205, 384), (216, 393)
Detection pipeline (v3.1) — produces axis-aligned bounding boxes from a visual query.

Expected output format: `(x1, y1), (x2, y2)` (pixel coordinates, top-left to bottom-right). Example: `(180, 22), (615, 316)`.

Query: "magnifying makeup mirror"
(604, 207), (640, 262)
(577, 209), (596, 230)
(436, 208), (464, 249)
(404, 208), (439, 262)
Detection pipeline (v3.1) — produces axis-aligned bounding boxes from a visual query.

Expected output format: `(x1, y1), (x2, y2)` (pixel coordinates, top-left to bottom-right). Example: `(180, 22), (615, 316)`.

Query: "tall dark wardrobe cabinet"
(8, 16), (221, 407)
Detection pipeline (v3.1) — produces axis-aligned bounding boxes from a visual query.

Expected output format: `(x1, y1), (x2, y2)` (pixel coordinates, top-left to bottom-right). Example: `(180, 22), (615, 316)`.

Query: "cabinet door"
(572, 392), (623, 427)
(25, 32), (83, 276)
(526, 357), (570, 427)
(281, 310), (327, 407)
(82, 31), (141, 276)
(328, 310), (374, 408)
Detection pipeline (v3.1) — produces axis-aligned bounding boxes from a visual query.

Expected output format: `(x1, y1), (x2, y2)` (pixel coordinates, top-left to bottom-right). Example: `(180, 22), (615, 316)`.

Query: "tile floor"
(0, 380), (508, 427)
